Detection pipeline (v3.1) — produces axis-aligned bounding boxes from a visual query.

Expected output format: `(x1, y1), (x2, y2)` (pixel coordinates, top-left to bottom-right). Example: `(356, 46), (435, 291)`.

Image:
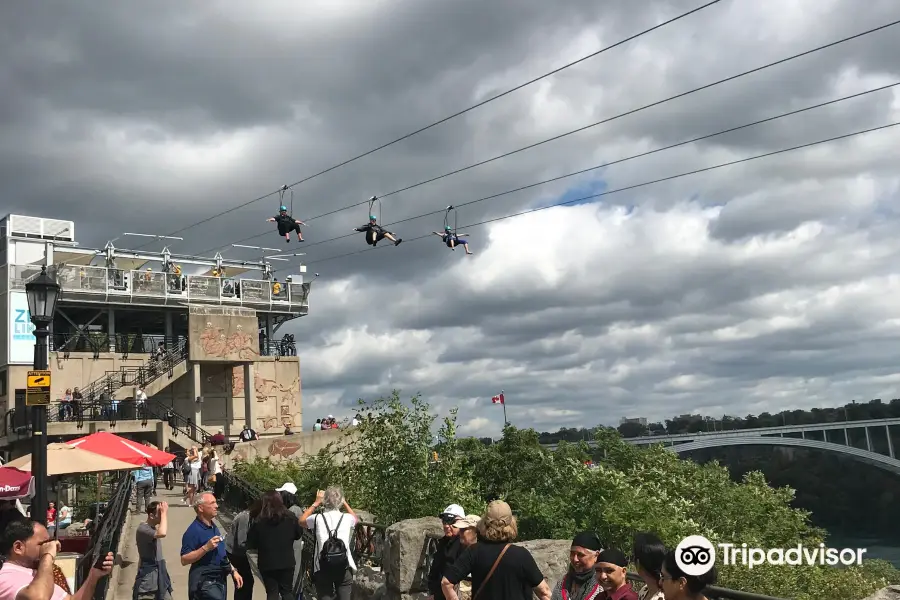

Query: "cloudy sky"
(3, 0), (900, 437)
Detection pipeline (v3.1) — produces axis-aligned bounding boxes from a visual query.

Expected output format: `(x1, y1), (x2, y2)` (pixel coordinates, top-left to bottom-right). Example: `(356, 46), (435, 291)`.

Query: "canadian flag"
(491, 393), (505, 405)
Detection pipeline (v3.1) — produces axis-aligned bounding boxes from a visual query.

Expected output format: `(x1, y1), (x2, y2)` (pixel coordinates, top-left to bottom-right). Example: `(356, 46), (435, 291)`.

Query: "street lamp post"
(25, 266), (61, 526)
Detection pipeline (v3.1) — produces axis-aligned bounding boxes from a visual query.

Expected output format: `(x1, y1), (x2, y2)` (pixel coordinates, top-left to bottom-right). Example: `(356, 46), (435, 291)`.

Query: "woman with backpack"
(247, 491), (304, 600)
(299, 486), (358, 600)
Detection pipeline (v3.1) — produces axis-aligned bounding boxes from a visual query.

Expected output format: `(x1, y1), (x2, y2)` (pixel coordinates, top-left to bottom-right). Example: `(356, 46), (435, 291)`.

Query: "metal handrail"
(75, 473), (133, 599)
(17, 264), (312, 310)
(50, 333), (188, 356)
(142, 399), (216, 446)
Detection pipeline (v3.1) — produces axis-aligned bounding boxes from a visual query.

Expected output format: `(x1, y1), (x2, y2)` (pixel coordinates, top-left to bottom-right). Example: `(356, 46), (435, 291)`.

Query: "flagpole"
(501, 389), (507, 426)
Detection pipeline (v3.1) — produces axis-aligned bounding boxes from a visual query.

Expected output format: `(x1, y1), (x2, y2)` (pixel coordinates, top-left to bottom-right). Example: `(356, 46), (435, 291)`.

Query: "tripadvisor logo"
(675, 535), (867, 574)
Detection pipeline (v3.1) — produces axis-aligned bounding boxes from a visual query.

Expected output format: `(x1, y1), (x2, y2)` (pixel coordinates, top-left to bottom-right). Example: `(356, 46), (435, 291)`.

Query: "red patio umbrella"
(67, 431), (176, 467)
(0, 467), (35, 500)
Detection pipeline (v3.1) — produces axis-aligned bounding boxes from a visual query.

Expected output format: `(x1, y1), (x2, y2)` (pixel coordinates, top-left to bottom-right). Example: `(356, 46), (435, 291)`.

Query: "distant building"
(619, 417), (648, 426)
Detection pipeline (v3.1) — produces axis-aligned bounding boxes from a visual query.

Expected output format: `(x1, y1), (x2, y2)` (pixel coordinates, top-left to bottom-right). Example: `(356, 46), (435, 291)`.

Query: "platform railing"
(9, 264), (311, 311)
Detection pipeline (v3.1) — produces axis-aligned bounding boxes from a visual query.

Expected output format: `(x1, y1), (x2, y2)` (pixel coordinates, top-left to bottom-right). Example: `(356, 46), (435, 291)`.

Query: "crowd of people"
(0, 465), (716, 600)
(312, 413), (369, 431)
(428, 501), (718, 600)
(131, 477), (717, 600)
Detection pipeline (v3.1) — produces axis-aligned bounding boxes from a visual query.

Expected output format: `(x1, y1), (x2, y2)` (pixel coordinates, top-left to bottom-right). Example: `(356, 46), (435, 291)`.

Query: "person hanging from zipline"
(267, 205), (306, 243)
(433, 205), (472, 254)
(354, 196), (402, 247)
(355, 214), (402, 247)
(432, 226), (473, 254)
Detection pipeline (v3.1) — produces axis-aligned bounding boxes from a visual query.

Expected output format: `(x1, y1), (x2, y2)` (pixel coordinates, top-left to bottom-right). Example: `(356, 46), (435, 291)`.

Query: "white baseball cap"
(275, 482), (298, 495)
(440, 504), (465, 520)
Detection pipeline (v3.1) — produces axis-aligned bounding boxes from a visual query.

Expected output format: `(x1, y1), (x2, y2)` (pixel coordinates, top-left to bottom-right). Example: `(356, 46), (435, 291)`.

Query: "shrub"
(232, 391), (899, 600)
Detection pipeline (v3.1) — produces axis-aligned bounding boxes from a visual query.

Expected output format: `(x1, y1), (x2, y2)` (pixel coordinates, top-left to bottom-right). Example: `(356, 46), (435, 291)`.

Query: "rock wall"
(862, 586), (900, 600)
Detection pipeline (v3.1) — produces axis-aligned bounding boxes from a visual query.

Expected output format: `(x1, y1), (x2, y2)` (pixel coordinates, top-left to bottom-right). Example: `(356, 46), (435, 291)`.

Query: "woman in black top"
(443, 500), (551, 600)
(247, 491), (304, 600)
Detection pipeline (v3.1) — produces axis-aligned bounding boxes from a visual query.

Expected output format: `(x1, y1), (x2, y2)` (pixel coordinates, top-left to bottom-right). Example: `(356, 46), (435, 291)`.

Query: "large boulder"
(384, 517), (444, 593)
(383, 591), (429, 600)
(355, 509), (376, 524)
(352, 566), (385, 600)
(517, 539), (572, 589)
(861, 586), (900, 600)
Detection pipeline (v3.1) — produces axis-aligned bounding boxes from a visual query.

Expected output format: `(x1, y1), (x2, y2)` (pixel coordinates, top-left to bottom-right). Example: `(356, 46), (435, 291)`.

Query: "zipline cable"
(202, 18), (900, 255)
(232, 82), (900, 255)
(275, 121), (899, 270)
(133, 0), (726, 249)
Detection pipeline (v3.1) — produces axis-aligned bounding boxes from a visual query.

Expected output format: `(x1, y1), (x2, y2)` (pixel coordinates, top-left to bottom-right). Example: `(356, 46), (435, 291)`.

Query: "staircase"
(78, 339), (190, 403)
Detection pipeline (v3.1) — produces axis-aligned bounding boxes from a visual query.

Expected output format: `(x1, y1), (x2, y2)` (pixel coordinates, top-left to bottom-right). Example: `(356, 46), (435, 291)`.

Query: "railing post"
(865, 426), (873, 452)
(887, 425), (895, 459)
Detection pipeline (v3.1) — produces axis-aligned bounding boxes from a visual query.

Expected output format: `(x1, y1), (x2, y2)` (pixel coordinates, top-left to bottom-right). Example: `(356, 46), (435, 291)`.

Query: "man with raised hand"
(180, 493), (243, 600)
(0, 519), (114, 600)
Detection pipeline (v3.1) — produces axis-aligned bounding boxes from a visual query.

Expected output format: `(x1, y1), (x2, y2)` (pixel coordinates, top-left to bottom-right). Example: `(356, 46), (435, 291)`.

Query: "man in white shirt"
(0, 519), (114, 600)
(299, 486), (358, 600)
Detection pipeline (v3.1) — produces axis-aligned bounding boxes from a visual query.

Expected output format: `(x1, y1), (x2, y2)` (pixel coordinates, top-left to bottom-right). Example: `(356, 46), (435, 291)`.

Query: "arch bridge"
(544, 418), (900, 475)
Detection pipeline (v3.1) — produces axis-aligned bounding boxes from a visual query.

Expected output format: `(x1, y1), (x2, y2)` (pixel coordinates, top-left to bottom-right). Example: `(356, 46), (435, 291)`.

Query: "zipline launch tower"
(0, 214), (311, 457)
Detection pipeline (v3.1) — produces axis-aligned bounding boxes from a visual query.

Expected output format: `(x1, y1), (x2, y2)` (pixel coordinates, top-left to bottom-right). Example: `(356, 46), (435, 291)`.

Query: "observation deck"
(8, 263), (309, 315)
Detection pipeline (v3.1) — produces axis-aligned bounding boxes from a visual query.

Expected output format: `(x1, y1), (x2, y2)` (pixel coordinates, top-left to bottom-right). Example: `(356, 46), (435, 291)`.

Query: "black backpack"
(317, 513), (348, 573)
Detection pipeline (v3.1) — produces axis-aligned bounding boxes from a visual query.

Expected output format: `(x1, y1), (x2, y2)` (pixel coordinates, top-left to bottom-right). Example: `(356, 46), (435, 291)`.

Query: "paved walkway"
(112, 486), (266, 600)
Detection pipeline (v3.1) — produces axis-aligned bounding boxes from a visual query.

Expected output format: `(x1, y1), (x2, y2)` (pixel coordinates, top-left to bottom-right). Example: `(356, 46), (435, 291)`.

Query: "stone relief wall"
(222, 429), (355, 469)
(187, 306), (259, 362)
(231, 359), (302, 433)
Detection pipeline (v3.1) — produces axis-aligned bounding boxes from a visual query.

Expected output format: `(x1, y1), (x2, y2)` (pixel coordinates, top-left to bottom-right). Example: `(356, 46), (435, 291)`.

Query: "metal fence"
(50, 333), (188, 356)
(75, 472), (134, 600)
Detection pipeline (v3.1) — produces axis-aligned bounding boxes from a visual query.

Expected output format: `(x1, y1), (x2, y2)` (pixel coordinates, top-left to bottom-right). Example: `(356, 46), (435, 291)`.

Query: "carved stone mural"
(231, 361), (301, 433)
(188, 307), (259, 362)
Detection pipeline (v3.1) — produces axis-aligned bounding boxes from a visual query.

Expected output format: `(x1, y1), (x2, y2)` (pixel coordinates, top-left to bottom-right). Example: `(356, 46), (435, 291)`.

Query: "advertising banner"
(8, 291), (35, 364)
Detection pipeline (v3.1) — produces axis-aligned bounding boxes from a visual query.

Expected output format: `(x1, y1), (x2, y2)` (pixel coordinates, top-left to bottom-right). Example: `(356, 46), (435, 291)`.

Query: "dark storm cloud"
(2, 0), (900, 433)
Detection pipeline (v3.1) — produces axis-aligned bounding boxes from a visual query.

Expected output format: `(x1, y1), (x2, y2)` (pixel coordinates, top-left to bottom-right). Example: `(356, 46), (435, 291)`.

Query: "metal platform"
(9, 264), (309, 315)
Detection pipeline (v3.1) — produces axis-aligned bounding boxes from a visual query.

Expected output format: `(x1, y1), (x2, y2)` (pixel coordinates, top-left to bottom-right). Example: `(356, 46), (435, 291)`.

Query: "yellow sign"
(26, 370), (51, 406)
(25, 390), (50, 406)
(27, 371), (51, 388)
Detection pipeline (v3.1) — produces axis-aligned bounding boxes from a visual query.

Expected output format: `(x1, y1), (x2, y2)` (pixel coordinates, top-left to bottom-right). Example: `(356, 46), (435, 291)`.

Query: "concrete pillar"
(191, 363), (202, 427)
(108, 308), (116, 352)
(156, 421), (169, 451)
(883, 425), (895, 459)
(164, 311), (173, 349)
(865, 426), (873, 452)
(844, 428), (849, 446)
(297, 358), (302, 431)
(224, 384), (232, 441)
(243, 362), (255, 431)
